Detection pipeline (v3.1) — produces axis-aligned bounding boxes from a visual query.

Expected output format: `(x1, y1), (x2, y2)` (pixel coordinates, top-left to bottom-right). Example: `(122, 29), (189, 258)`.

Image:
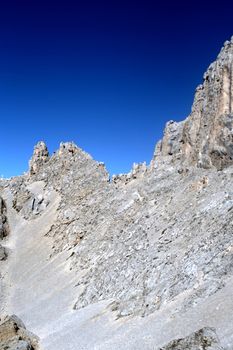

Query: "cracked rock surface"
(1, 38), (233, 349)
(160, 327), (224, 350)
(0, 315), (39, 350)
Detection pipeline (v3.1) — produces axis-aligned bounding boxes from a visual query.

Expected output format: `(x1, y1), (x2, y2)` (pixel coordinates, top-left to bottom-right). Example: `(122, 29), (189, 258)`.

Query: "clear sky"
(1, 0), (233, 177)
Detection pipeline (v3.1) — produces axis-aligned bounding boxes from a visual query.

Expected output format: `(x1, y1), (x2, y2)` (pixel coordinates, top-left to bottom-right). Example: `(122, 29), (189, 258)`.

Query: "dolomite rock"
(0, 196), (9, 238)
(0, 315), (39, 349)
(0, 244), (7, 260)
(152, 36), (233, 170)
(12, 189), (31, 213)
(58, 141), (79, 156)
(29, 141), (49, 175)
(160, 327), (224, 350)
(20, 36), (233, 320)
(2, 38), (233, 350)
(112, 162), (147, 185)
(151, 120), (185, 168)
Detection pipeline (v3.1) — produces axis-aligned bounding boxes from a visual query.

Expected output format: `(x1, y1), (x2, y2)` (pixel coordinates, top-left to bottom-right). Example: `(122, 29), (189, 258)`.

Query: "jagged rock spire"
(58, 142), (79, 156)
(29, 141), (49, 175)
(152, 36), (233, 170)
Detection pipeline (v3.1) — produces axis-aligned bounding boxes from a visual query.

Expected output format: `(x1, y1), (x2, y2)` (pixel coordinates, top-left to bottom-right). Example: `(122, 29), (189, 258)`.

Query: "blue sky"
(0, 0), (233, 177)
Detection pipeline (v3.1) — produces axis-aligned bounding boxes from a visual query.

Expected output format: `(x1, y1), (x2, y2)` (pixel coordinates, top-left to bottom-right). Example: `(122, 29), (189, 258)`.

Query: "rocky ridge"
(1, 38), (233, 349)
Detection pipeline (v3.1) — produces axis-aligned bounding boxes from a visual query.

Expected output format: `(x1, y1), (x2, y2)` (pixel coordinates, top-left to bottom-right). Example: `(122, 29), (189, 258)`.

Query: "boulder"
(0, 315), (39, 350)
(160, 327), (225, 350)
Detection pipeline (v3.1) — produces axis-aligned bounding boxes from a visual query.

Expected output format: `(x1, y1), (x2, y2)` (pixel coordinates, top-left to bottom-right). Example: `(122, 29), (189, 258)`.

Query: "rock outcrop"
(153, 36), (233, 170)
(29, 141), (49, 175)
(160, 327), (224, 350)
(0, 244), (7, 261)
(2, 38), (233, 350)
(0, 196), (9, 239)
(0, 196), (9, 262)
(112, 162), (147, 185)
(0, 315), (39, 349)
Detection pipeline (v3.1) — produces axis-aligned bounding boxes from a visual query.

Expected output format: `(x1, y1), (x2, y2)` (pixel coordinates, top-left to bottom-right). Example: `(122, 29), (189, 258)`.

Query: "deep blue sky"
(0, 1), (233, 177)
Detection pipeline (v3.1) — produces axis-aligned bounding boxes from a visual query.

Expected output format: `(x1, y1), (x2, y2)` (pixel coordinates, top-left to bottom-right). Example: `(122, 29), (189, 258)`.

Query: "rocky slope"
(1, 38), (233, 349)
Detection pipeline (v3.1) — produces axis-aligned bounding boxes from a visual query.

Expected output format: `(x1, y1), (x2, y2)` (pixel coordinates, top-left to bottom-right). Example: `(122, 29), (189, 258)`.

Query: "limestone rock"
(12, 189), (31, 213)
(2, 37), (233, 350)
(151, 120), (185, 169)
(152, 36), (233, 170)
(0, 315), (39, 349)
(58, 141), (79, 156)
(5, 339), (33, 349)
(160, 327), (224, 350)
(0, 244), (7, 260)
(0, 196), (9, 239)
(112, 162), (147, 185)
(29, 141), (49, 175)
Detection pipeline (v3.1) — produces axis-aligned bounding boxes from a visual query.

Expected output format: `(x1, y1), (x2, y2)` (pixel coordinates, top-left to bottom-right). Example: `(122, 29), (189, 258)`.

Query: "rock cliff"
(160, 327), (224, 350)
(1, 38), (233, 349)
(153, 36), (233, 171)
(0, 315), (39, 350)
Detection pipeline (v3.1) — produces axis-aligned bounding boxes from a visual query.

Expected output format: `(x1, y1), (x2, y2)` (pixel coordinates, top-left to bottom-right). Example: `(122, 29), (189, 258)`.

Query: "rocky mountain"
(1, 38), (233, 349)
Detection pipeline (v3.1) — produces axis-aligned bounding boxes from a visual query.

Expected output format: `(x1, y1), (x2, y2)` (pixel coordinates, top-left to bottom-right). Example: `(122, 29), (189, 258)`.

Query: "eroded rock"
(152, 36), (233, 171)
(29, 141), (49, 176)
(2, 37), (233, 350)
(0, 196), (9, 239)
(0, 244), (7, 260)
(0, 315), (39, 350)
(160, 327), (224, 350)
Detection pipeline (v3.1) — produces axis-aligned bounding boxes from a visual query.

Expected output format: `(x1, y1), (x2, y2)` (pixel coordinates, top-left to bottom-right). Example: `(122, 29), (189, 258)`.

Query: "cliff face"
(153, 37), (233, 171)
(1, 39), (233, 350)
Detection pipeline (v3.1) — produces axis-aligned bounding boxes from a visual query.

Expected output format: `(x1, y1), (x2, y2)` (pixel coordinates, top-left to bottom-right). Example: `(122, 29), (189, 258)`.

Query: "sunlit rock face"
(2, 38), (233, 350)
(29, 141), (49, 175)
(153, 37), (233, 170)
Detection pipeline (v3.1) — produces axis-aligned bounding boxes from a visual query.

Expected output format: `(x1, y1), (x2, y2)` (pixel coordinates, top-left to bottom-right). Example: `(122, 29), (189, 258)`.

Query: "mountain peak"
(152, 36), (233, 171)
